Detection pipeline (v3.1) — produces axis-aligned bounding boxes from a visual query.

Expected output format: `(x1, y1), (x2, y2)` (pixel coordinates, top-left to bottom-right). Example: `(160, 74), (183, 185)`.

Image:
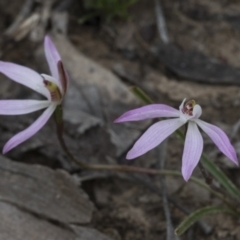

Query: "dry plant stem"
(198, 161), (212, 185)
(154, 0), (169, 43)
(157, 140), (179, 240)
(4, 0), (34, 37)
(90, 164), (238, 212)
(231, 119), (240, 139)
(55, 125), (239, 215)
(129, 174), (212, 235)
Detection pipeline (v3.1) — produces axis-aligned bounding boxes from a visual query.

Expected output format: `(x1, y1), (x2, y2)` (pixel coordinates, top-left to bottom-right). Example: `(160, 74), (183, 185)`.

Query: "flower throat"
(182, 100), (196, 116)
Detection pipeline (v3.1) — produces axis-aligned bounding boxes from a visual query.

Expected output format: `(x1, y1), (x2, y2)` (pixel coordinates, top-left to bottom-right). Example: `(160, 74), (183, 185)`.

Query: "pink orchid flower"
(115, 99), (238, 181)
(0, 36), (68, 153)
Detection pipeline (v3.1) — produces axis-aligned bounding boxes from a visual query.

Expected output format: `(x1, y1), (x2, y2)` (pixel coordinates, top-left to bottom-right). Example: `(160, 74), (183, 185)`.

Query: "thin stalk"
(56, 123), (88, 169)
(55, 126), (239, 214)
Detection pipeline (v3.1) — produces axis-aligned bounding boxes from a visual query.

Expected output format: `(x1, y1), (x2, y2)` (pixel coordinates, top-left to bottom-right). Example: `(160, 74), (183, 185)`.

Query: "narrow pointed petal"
(179, 98), (186, 112)
(127, 118), (185, 159)
(0, 100), (51, 115)
(0, 61), (49, 98)
(3, 104), (56, 154)
(44, 35), (61, 83)
(182, 122), (203, 181)
(115, 104), (179, 123)
(195, 119), (238, 165)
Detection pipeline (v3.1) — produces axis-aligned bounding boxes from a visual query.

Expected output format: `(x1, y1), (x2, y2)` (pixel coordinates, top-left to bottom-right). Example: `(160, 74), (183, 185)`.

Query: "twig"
(157, 140), (180, 240)
(154, 0), (169, 43)
(76, 172), (109, 182)
(77, 170), (212, 235)
(231, 119), (240, 139)
(198, 161), (213, 185)
(51, 0), (74, 35)
(128, 174), (212, 235)
(4, 0), (34, 37)
(30, 0), (55, 42)
(14, 13), (40, 41)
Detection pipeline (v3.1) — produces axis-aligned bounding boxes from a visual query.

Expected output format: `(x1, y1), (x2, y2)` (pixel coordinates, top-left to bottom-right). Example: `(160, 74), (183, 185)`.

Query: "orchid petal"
(44, 36), (61, 87)
(192, 105), (202, 119)
(182, 122), (203, 181)
(3, 104), (56, 154)
(179, 98), (191, 122)
(114, 104), (179, 123)
(179, 98), (186, 112)
(0, 61), (49, 98)
(0, 100), (51, 115)
(127, 118), (185, 159)
(195, 119), (238, 165)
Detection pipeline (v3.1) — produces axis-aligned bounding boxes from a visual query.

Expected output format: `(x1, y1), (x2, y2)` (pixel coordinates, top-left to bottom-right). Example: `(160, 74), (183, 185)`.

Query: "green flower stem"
(54, 105), (88, 169)
(88, 163), (239, 214)
(53, 109), (238, 213)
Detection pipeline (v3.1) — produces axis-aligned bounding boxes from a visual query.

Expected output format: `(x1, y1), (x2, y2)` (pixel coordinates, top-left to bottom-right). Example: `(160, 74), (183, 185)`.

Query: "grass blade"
(175, 206), (237, 236)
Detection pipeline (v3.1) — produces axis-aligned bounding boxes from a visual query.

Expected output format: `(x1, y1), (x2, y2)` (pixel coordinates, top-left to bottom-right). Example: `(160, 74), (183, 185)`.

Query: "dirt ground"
(0, 0), (240, 239)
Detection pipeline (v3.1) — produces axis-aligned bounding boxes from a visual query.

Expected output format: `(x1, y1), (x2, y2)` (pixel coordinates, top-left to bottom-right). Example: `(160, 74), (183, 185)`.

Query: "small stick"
(5, 0), (34, 37)
(129, 175), (212, 235)
(157, 140), (180, 240)
(231, 119), (240, 139)
(30, 0), (55, 42)
(198, 161), (213, 185)
(154, 0), (169, 44)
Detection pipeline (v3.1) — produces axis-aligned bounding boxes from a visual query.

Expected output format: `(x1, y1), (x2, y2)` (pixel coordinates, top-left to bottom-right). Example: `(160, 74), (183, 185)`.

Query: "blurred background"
(0, 0), (239, 239)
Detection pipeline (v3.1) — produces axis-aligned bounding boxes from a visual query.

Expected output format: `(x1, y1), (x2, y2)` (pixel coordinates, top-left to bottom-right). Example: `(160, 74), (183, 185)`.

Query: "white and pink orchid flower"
(115, 99), (238, 181)
(0, 36), (68, 153)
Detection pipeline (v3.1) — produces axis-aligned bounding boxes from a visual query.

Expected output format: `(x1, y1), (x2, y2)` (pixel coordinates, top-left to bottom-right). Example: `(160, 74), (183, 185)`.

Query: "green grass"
(82, 0), (139, 22)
